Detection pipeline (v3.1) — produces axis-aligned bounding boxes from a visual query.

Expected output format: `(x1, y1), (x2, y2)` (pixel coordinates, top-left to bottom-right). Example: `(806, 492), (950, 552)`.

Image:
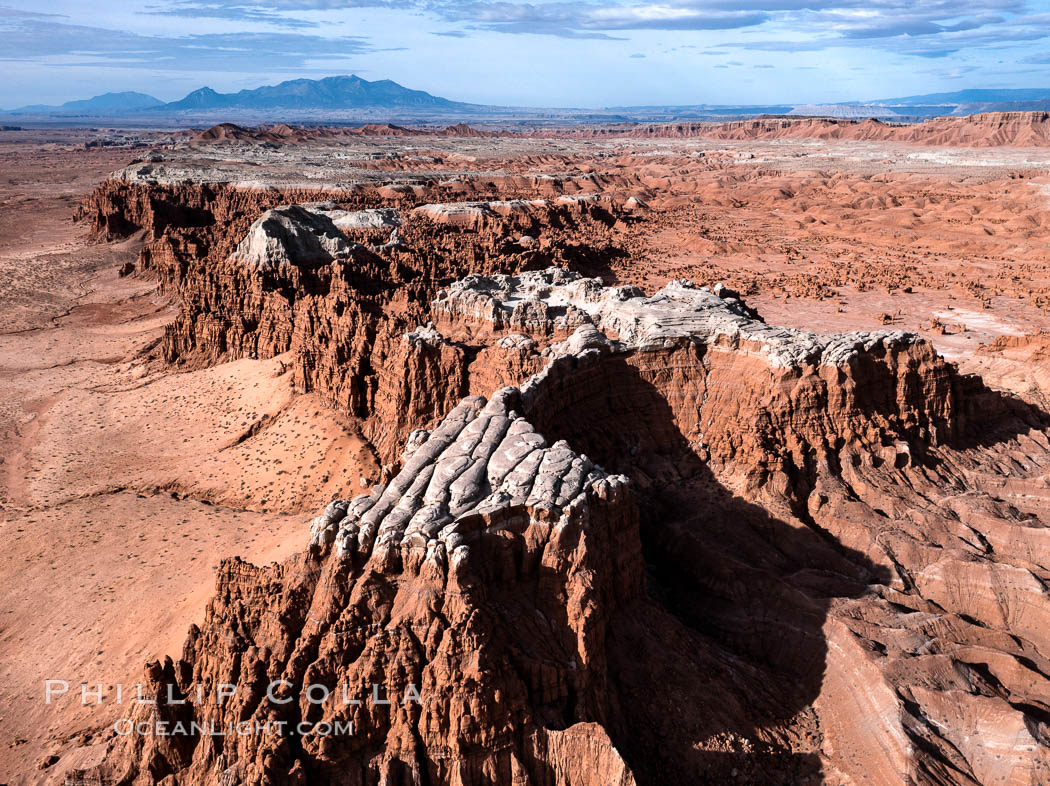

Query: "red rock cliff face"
(565, 111), (1050, 147)
(73, 270), (1050, 785)
(80, 389), (643, 786)
(77, 180), (624, 464)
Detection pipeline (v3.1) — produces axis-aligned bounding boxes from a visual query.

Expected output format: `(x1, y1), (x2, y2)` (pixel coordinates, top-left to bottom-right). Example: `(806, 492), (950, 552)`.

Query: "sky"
(2, 0), (1050, 108)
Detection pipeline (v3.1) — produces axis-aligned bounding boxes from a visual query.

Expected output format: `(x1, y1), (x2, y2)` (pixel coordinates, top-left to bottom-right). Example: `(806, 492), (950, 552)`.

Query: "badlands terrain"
(2, 113), (1050, 784)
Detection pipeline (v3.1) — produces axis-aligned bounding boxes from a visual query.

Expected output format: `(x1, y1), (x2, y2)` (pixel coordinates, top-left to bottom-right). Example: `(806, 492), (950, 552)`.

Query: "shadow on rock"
(530, 353), (893, 785)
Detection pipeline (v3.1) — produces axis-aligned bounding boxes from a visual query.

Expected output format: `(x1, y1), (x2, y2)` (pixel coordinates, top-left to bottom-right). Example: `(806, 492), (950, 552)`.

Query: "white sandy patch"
(933, 308), (1026, 337)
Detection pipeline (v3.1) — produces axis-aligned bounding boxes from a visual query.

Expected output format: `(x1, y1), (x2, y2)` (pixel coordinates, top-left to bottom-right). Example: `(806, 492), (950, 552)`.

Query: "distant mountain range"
(163, 76), (466, 111)
(866, 88), (1050, 106)
(781, 90), (1050, 120)
(6, 76), (472, 116)
(13, 91), (166, 114)
(837, 89), (1050, 118)
(4, 76), (1050, 124)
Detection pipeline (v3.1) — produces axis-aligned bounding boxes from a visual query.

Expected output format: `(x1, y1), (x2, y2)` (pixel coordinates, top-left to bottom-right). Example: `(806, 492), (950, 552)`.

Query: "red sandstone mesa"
(67, 179), (1050, 785)
(570, 110), (1050, 148)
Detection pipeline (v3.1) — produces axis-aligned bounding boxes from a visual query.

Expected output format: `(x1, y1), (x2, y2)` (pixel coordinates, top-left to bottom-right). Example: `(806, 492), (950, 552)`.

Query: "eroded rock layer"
(572, 111), (1050, 147)
(76, 267), (1050, 785)
(76, 179), (624, 465)
(87, 388), (641, 786)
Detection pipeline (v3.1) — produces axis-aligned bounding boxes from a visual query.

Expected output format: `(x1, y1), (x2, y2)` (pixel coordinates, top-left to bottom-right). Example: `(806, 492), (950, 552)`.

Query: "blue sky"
(2, 0), (1050, 107)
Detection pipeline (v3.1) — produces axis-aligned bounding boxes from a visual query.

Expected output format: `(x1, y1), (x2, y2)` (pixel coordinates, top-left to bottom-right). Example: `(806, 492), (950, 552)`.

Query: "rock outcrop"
(227, 205), (366, 272)
(975, 331), (1050, 407)
(73, 265), (1050, 785)
(75, 180), (624, 465)
(81, 386), (643, 786)
(571, 111), (1050, 147)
